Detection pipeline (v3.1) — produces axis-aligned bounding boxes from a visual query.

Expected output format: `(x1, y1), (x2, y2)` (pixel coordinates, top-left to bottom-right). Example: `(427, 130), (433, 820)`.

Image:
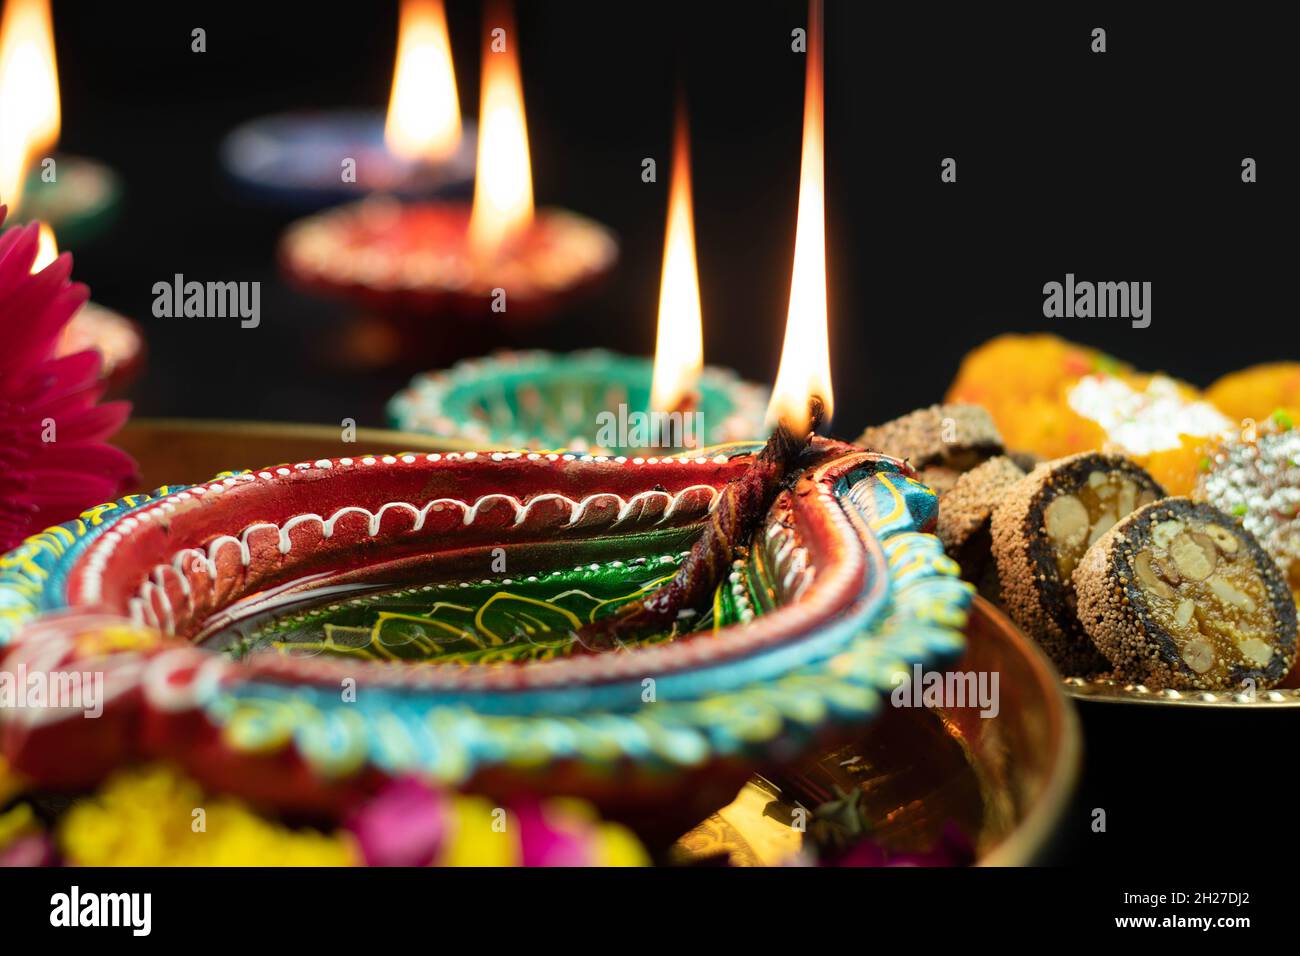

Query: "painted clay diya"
(0, 442), (970, 833)
(221, 112), (477, 207)
(279, 197), (618, 320)
(387, 349), (769, 452)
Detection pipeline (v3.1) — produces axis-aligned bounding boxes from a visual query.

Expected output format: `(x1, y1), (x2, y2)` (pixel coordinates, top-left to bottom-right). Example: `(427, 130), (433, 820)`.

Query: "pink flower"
(346, 777), (605, 867)
(0, 207), (136, 552)
(513, 799), (595, 867)
(0, 834), (55, 868)
(346, 777), (450, 866)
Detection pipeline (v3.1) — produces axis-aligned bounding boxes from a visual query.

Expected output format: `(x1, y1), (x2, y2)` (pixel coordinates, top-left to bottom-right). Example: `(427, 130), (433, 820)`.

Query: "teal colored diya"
(0, 441), (971, 833)
(388, 349), (771, 452)
(14, 155), (120, 247)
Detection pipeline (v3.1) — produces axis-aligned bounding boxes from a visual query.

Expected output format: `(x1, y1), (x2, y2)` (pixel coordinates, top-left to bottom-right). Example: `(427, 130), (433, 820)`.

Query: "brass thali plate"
(673, 597), (1081, 866)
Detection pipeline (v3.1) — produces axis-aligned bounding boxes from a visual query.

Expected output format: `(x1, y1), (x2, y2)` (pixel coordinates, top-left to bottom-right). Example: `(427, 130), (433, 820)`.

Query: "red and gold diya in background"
(279, 2), (617, 323)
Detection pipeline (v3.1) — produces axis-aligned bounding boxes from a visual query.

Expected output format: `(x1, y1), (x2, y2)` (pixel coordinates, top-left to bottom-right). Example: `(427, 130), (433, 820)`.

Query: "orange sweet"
(1206, 362), (1300, 429)
(946, 334), (1123, 459)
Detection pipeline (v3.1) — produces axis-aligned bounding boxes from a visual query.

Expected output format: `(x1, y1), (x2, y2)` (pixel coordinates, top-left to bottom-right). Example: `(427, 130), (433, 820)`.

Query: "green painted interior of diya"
(206, 485), (782, 664)
(212, 537), (770, 666)
(217, 552), (692, 664)
(386, 349), (770, 452)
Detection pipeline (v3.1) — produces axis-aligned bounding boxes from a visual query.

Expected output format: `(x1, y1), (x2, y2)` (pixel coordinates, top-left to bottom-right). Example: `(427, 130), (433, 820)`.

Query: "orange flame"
(385, 0), (462, 162)
(31, 220), (57, 272)
(468, 3), (533, 259)
(766, 0), (832, 435)
(649, 108), (703, 413)
(0, 0), (61, 213)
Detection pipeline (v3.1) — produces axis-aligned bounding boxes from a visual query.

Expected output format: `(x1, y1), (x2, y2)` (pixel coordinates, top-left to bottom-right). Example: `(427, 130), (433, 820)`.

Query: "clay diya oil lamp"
(222, 0), (476, 207)
(0, 0), (119, 245)
(279, 3), (617, 321)
(387, 349), (768, 452)
(0, 443), (971, 839)
(386, 105), (763, 450)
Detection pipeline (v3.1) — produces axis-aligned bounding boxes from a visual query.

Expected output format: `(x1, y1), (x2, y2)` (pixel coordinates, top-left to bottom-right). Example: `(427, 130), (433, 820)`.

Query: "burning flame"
(649, 109), (703, 413)
(0, 0), (61, 213)
(385, 0), (462, 162)
(31, 220), (56, 272)
(766, 0), (832, 435)
(468, 3), (533, 259)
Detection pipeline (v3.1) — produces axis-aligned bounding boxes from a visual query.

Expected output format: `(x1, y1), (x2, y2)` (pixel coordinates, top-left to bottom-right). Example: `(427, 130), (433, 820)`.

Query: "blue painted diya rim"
(220, 110), (477, 207)
(0, 445), (970, 800)
(387, 348), (772, 452)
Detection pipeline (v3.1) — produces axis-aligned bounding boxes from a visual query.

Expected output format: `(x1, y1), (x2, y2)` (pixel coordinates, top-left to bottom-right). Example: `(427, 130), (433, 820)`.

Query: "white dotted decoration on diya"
(0, 445), (972, 800)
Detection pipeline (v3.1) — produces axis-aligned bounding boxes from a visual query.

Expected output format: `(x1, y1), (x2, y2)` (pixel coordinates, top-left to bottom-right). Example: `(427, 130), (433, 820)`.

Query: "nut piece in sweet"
(1181, 638), (1215, 673)
(1169, 532), (1215, 581)
(1201, 523), (1239, 554)
(1152, 520), (1185, 550)
(1240, 638), (1274, 667)
(1207, 574), (1255, 612)
(1044, 494), (1089, 549)
(1135, 549), (1175, 599)
(1116, 480), (1137, 516)
(1087, 509), (1118, 547)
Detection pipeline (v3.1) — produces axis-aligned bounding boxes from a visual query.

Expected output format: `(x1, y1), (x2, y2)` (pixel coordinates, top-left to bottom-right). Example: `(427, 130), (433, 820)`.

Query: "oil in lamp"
(0, 0), (119, 245)
(279, 1), (617, 321)
(385, 103), (766, 450)
(221, 0), (475, 206)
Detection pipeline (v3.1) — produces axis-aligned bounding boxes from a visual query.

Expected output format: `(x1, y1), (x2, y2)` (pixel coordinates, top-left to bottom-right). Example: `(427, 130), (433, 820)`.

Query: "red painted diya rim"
(57, 447), (872, 691)
(1, 442), (971, 804)
(279, 198), (618, 317)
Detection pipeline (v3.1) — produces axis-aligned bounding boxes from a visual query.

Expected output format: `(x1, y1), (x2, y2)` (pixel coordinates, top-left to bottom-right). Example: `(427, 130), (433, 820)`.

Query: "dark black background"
(43, 0), (1291, 434)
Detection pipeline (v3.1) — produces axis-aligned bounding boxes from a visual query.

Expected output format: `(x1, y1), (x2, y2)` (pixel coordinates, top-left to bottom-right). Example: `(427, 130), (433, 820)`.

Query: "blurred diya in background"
(56, 301), (143, 392)
(388, 349), (768, 452)
(30, 225), (144, 391)
(222, 0), (476, 206)
(279, 2), (616, 320)
(0, 0), (120, 245)
(386, 106), (763, 451)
